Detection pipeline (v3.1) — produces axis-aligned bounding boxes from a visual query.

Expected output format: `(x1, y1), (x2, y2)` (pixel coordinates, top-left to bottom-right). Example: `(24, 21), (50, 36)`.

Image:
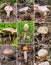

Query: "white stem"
(24, 51), (27, 62)
(7, 11), (10, 17)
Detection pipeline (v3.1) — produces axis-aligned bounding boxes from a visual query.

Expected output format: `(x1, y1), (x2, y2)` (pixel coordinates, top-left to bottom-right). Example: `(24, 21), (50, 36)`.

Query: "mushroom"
(23, 24), (29, 32)
(34, 5), (49, 16)
(23, 46), (28, 62)
(2, 28), (17, 42)
(4, 5), (13, 17)
(3, 49), (14, 60)
(38, 49), (48, 60)
(19, 7), (30, 15)
(23, 24), (29, 40)
(37, 6), (49, 16)
(37, 26), (48, 41)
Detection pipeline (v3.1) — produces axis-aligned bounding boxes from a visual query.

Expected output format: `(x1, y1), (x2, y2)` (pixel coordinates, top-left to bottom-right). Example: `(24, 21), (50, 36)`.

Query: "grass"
(17, 21), (34, 43)
(0, 0), (16, 3)
(0, 22), (17, 46)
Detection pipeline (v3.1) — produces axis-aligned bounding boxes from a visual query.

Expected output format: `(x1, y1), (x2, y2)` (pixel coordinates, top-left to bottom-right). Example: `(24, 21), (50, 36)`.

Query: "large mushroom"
(2, 28), (17, 42)
(34, 4), (50, 17)
(38, 49), (48, 61)
(4, 5), (13, 18)
(3, 49), (14, 60)
(38, 49), (50, 65)
(23, 46), (28, 62)
(37, 26), (48, 41)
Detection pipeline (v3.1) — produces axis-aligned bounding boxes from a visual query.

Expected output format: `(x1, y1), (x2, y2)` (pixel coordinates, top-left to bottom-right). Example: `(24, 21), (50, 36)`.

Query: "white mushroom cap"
(19, 7), (29, 12)
(3, 49), (14, 55)
(23, 24), (29, 31)
(4, 5), (13, 12)
(39, 61), (50, 65)
(38, 49), (48, 57)
(38, 6), (49, 12)
(35, 5), (49, 16)
(37, 26), (48, 34)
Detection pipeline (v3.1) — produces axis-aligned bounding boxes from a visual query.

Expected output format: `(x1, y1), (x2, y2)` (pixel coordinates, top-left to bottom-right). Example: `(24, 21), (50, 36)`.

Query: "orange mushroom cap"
(23, 46), (28, 51)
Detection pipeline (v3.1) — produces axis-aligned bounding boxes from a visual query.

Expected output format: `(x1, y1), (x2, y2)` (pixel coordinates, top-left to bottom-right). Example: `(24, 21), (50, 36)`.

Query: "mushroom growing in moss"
(23, 24), (29, 32)
(37, 26), (48, 41)
(23, 24), (29, 40)
(4, 5), (13, 18)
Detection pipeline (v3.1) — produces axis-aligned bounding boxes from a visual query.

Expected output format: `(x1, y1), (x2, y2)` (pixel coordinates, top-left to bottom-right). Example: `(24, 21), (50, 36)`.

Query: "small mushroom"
(23, 46), (28, 62)
(38, 49), (48, 60)
(3, 49), (14, 60)
(4, 5), (13, 17)
(37, 26), (48, 41)
(23, 24), (29, 32)
(19, 7), (30, 15)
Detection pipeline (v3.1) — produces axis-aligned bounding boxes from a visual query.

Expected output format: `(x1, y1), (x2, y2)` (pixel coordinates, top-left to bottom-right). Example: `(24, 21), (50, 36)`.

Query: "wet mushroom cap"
(38, 49), (48, 57)
(4, 5), (13, 12)
(3, 49), (14, 55)
(23, 46), (28, 51)
(37, 26), (48, 34)
(23, 24), (29, 31)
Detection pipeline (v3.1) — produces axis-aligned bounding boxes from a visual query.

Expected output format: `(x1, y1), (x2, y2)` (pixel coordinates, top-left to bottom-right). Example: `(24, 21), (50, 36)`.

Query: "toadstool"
(37, 26), (48, 41)
(2, 28), (17, 42)
(23, 46), (28, 62)
(3, 49), (14, 60)
(23, 24), (29, 32)
(23, 24), (29, 40)
(4, 5), (13, 18)
(34, 4), (50, 17)
(38, 49), (48, 60)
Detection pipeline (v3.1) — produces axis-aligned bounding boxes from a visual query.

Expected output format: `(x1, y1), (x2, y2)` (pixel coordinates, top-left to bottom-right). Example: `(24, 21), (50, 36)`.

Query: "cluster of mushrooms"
(0, 28), (17, 44)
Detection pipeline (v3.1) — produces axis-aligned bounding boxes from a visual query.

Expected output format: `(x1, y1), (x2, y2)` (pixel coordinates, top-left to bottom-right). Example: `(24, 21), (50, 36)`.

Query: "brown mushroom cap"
(3, 49), (14, 55)
(37, 26), (48, 34)
(23, 46), (28, 51)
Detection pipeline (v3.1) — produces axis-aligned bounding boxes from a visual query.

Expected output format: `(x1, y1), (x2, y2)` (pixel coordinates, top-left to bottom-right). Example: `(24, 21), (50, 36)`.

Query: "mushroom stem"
(25, 11), (27, 15)
(24, 51), (27, 62)
(42, 34), (44, 41)
(7, 11), (10, 18)
(5, 55), (8, 60)
(24, 32), (27, 40)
